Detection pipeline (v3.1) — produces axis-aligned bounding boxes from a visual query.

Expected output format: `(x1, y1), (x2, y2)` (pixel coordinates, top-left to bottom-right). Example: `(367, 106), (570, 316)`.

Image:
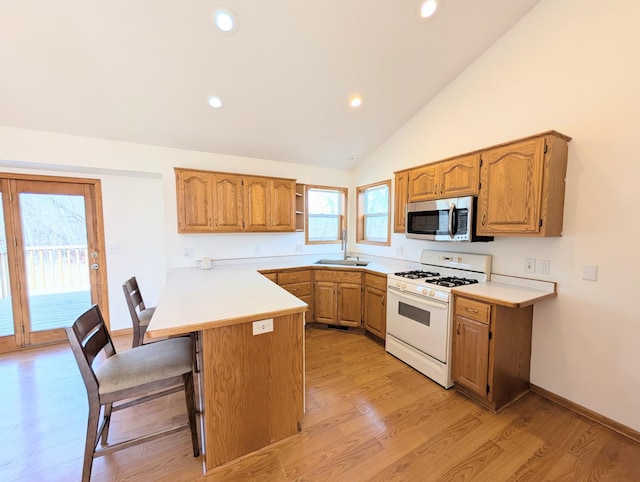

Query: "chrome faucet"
(341, 228), (349, 260)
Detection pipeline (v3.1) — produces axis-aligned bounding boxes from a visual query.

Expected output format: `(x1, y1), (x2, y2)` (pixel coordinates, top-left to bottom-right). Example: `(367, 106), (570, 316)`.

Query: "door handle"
(90, 263), (99, 270)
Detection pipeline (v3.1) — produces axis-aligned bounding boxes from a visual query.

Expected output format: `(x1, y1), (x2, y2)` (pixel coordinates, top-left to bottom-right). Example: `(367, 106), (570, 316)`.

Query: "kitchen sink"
(315, 259), (369, 266)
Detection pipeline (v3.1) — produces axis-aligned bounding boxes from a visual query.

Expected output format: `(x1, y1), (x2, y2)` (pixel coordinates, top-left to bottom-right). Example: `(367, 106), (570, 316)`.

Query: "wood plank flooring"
(1, 327), (639, 481)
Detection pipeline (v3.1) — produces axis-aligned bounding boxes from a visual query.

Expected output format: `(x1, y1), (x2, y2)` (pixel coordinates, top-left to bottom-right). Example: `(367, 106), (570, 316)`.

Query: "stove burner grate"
(394, 270), (440, 279)
(430, 276), (479, 287)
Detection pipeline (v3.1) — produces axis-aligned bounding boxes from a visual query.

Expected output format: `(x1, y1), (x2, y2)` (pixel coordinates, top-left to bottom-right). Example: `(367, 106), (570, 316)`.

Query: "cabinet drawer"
(260, 271), (278, 283)
(278, 270), (311, 284)
(314, 270), (362, 284)
(282, 282), (311, 297)
(455, 297), (491, 324)
(364, 273), (387, 291)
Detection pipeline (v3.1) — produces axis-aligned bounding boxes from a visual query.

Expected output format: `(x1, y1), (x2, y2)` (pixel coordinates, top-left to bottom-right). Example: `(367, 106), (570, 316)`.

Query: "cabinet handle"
(382, 295), (385, 306)
(481, 213), (486, 226)
(457, 322), (460, 335)
(465, 307), (479, 313)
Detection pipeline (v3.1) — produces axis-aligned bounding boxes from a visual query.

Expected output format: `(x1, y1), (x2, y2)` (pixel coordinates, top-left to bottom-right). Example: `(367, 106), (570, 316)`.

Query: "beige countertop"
(146, 267), (308, 338)
(452, 274), (557, 308)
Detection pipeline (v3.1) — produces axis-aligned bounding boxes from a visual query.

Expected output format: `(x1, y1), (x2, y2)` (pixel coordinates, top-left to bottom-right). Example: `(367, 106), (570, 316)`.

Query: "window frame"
(304, 185), (348, 245)
(356, 180), (391, 246)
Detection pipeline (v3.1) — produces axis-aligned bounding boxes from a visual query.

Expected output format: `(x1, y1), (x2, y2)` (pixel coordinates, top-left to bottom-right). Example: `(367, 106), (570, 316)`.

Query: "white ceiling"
(0, 0), (542, 170)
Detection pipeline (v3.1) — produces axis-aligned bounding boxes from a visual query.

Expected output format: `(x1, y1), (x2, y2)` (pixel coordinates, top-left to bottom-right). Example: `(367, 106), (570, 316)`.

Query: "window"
(356, 180), (390, 245)
(305, 186), (347, 244)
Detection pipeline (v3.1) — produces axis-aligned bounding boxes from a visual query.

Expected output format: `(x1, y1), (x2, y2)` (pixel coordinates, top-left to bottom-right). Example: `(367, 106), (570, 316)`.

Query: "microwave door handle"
(448, 203), (456, 238)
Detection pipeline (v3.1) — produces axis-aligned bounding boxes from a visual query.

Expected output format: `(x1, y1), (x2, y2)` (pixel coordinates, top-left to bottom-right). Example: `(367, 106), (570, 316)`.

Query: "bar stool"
(122, 276), (155, 348)
(65, 304), (199, 482)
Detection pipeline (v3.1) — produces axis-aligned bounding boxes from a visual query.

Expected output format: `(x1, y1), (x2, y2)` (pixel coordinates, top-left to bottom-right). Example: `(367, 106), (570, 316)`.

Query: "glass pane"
(0, 196), (14, 337)
(20, 193), (91, 332)
(364, 185), (389, 215)
(308, 189), (341, 215)
(308, 214), (339, 241)
(365, 214), (389, 242)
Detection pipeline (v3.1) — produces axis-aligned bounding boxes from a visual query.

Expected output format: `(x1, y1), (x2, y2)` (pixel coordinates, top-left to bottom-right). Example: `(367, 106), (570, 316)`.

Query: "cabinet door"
(440, 155), (480, 198)
(408, 165), (438, 201)
(213, 174), (244, 232)
(363, 286), (386, 338)
(477, 137), (545, 235)
(314, 281), (337, 324)
(453, 315), (490, 398)
(176, 169), (215, 233)
(338, 282), (362, 327)
(270, 178), (296, 231)
(393, 172), (408, 233)
(244, 176), (270, 232)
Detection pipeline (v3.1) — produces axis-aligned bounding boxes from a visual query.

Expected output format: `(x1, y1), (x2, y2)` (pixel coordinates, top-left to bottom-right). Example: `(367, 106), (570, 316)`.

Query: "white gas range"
(385, 250), (492, 388)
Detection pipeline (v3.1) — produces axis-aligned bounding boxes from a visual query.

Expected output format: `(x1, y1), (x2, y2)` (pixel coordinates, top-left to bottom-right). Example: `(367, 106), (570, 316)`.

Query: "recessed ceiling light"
(418, 0), (440, 20)
(208, 96), (223, 108)
(349, 95), (363, 108)
(213, 7), (238, 34)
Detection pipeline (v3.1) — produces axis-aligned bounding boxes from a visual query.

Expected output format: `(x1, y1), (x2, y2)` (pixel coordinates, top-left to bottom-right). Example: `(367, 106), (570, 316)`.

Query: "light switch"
(582, 265), (598, 281)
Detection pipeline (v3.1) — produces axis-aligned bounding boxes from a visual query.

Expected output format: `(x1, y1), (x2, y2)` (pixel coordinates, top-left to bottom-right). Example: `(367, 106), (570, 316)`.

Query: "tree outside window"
(305, 186), (347, 244)
(357, 181), (390, 245)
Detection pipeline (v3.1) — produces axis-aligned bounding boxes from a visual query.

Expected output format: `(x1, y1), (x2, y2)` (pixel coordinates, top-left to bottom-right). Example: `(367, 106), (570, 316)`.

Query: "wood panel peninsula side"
(146, 267), (307, 473)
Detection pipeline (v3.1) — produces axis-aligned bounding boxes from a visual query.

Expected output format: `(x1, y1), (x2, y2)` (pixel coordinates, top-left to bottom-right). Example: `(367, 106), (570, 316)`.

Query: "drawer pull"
(465, 307), (479, 313)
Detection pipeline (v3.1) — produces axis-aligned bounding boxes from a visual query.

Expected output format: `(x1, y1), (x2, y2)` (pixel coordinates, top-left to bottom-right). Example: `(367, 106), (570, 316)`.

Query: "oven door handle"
(388, 287), (448, 310)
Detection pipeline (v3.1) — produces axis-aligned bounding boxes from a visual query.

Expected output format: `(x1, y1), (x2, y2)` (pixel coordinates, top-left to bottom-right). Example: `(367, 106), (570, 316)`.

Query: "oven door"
(386, 287), (450, 363)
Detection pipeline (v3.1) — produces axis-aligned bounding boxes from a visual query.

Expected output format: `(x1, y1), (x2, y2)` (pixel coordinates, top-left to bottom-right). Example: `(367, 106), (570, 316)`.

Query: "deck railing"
(0, 245), (89, 298)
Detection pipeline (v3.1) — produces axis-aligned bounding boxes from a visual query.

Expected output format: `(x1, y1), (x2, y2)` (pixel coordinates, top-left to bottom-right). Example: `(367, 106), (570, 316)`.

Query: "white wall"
(352, 0), (640, 432)
(0, 128), (349, 330)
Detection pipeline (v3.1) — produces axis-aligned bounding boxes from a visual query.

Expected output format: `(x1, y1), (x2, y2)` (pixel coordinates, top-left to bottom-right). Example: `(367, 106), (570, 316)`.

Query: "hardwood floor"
(1, 327), (639, 481)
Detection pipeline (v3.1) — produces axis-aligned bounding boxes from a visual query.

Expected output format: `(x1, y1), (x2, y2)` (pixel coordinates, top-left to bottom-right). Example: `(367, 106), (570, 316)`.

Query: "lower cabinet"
(313, 270), (362, 327)
(363, 273), (386, 339)
(452, 295), (533, 412)
(260, 269), (312, 322)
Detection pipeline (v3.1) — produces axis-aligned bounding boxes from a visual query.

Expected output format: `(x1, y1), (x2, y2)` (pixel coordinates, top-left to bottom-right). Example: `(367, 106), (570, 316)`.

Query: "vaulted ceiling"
(0, 0), (542, 169)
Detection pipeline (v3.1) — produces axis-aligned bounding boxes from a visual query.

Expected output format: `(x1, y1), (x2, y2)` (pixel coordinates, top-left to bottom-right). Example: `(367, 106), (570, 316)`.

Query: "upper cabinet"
(176, 169), (216, 233)
(175, 168), (296, 234)
(476, 131), (570, 237)
(407, 154), (480, 202)
(393, 172), (408, 233)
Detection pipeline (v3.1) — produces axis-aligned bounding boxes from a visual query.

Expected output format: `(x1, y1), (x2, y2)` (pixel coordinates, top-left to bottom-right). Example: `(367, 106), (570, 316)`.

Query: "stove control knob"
(428, 289), (435, 297)
(402, 283), (407, 289)
(395, 281), (402, 288)
(421, 288), (427, 295)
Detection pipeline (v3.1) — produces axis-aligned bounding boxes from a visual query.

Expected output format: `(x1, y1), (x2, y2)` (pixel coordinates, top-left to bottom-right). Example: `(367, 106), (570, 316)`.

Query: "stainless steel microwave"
(406, 196), (493, 242)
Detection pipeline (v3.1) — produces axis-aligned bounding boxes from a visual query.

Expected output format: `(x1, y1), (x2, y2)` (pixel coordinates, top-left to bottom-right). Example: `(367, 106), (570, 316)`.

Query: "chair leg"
(101, 403), (113, 445)
(132, 328), (141, 348)
(82, 398), (101, 482)
(183, 372), (200, 457)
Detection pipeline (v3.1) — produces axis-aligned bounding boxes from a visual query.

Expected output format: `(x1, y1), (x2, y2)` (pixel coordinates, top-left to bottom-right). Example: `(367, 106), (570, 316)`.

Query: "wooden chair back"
(122, 276), (149, 347)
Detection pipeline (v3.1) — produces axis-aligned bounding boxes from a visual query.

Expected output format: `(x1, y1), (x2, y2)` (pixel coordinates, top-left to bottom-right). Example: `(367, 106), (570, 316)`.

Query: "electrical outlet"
(537, 259), (551, 275)
(108, 244), (121, 254)
(295, 244), (303, 253)
(184, 247), (194, 258)
(396, 246), (404, 256)
(582, 265), (598, 281)
(524, 258), (535, 273)
(252, 318), (273, 335)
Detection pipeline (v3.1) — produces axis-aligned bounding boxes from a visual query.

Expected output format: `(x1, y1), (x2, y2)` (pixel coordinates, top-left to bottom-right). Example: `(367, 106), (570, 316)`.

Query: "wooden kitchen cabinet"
(363, 273), (386, 339)
(260, 268), (313, 322)
(452, 295), (533, 412)
(175, 168), (296, 233)
(393, 171), (408, 233)
(176, 169), (215, 233)
(313, 270), (362, 328)
(476, 131), (571, 237)
(407, 154), (480, 202)
(278, 269), (313, 322)
(213, 173), (244, 232)
(244, 176), (296, 232)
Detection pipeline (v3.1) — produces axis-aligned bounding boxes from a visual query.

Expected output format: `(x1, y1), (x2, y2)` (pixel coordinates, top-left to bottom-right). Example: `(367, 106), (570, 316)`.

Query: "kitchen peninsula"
(146, 267), (308, 473)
